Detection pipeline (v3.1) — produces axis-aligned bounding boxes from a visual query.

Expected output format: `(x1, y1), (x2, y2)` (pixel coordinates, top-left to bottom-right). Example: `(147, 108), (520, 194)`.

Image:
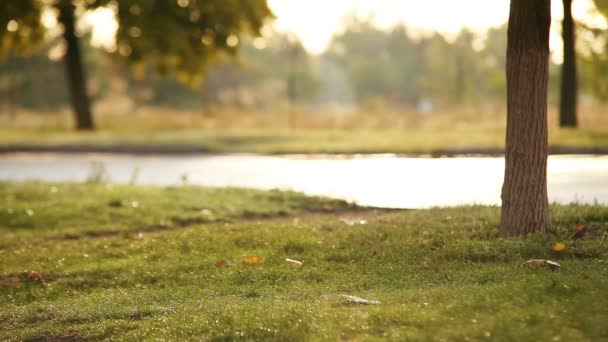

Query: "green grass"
(2, 128), (608, 154)
(1, 182), (607, 340)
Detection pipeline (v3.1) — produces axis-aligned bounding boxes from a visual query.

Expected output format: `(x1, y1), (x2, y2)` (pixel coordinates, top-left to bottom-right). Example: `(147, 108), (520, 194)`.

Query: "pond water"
(0, 153), (607, 208)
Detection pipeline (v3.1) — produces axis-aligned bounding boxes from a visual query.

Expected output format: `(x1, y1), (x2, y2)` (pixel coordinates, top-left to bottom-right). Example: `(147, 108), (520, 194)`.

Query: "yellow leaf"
(243, 255), (263, 265)
(552, 242), (567, 252)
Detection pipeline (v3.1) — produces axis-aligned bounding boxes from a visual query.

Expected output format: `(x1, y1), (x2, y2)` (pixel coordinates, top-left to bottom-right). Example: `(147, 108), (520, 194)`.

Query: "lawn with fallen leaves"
(1, 182), (607, 340)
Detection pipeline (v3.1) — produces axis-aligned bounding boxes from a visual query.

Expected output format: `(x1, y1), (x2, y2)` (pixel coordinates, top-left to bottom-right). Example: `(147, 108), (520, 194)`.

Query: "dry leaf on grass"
(573, 223), (587, 239)
(522, 259), (561, 270)
(551, 242), (567, 252)
(340, 294), (381, 305)
(285, 258), (303, 267)
(28, 271), (44, 281)
(243, 255), (263, 265)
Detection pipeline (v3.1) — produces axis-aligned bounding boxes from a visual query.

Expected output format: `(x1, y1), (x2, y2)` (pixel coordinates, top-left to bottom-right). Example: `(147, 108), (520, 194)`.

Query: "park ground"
(2, 108), (608, 155)
(1, 182), (607, 340)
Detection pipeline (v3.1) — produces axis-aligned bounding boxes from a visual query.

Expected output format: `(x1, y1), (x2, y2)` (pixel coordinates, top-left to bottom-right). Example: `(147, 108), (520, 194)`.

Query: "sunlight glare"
(83, 0), (603, 56)
(84, 7), (118, 50)
(267, 0), (601, 55)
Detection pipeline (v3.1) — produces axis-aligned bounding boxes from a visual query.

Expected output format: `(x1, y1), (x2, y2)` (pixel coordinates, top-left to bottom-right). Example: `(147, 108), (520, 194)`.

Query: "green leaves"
(1, 0), (273, 84)
(114, 0), (273, 83)
(0, 0), (45, 59)
(592, 0), (608, 16)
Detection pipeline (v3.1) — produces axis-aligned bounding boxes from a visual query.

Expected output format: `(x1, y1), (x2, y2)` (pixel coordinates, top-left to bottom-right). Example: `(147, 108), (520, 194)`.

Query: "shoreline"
(1, 143), (608, 157)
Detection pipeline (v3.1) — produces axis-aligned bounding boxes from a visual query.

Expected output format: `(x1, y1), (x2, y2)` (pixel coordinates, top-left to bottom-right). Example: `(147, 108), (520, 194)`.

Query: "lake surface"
(1, 153), (607, 208)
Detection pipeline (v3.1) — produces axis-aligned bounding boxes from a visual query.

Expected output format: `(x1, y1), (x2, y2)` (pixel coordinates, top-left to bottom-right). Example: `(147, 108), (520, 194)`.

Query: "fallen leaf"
(215, 259), (227, 267)
(28, 271), (44, 282)
(340, 294), (380, 305)
(551, 242), (567, 252)
(573, 223), (587, 239)
(243, 255), (263, 265)
(285, 258), (303, 267)
(0, 276), (21, 287)
(522, 259), (561, 270)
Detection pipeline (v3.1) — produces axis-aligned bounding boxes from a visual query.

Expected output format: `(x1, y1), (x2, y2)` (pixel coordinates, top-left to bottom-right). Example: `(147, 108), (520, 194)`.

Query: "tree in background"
(322, 19), (511, 110)
(123, 32), (319, 111)
(0, 31), (111, 113)
(1, 0), (114, 130)
(0, 1), (45, 115)
(578, 1), (608, 103)
(0, 0), (273, 130)
(324, 20), (389, 105)
(0, 1), (45, 56)
(560, 0), (578, 127)
(500, 0), (551, 236)
(115, 0), (272, 82)
(480, 25), (508, 99)
(57, 1), (97, 130)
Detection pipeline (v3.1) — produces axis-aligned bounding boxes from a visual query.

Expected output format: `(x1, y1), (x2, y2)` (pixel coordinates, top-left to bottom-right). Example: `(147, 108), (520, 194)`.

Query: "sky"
(267, 0), (604, 55)
(85, 0), (605, 56)
(268, 0), (510, 53)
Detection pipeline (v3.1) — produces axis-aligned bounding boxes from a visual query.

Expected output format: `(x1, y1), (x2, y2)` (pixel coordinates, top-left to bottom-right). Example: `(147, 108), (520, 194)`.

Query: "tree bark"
(560, 0), (578, 127)
(57, 1), (95, 130)
(500, 0), (551, 236)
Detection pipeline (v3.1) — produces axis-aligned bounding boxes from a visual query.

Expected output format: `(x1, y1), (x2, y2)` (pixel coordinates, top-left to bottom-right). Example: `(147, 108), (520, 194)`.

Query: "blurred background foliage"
(0, 1), (607, 129)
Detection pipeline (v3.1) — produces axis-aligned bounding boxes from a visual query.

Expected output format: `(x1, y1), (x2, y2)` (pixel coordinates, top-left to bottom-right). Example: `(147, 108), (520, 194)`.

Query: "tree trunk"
(57, 1), (95, 131)
(560, 0), (578, 127)
(287, 43), (297, 131)
(500, 0), (551, 236)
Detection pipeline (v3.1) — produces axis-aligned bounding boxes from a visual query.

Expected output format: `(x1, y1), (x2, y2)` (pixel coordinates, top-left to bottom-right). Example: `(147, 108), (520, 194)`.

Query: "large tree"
(500, 0), (552, 236)
(560, 0), (578, 127)
(0, 0), (273, 130)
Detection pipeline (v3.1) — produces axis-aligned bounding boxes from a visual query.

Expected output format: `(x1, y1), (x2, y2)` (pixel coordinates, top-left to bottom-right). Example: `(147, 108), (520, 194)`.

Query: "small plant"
(180, 173), (189, 186)
(129, 166), (141, 185)
(86, 161), (110, 184)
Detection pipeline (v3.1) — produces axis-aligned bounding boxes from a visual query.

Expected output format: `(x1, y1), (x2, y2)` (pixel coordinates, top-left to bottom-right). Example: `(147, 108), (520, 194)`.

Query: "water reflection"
(0, 153), (606, 208)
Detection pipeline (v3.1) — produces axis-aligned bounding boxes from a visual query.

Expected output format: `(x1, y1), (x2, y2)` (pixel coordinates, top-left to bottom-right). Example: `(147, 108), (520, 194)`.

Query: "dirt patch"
(49, 207), (401, 243)
(26, 335), (81, 342)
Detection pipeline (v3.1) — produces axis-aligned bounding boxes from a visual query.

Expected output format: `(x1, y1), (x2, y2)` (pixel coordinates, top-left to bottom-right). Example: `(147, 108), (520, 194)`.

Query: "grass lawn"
(1, 182), (607, 340)
(2, 128), (608, 155)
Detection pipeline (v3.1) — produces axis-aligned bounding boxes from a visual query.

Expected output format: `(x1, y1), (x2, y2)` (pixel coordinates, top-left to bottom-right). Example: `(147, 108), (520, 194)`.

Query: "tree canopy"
(0, 0), (274, 129)
(115, 0), (273, 84)
(0, 0), (45, 58)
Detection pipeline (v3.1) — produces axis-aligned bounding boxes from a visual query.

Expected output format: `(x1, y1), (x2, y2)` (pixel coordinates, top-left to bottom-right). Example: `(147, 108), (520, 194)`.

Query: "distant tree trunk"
(7, 75), (17, 118)
(287, 42), (297, 131)
(57, 1), (95, 130)
(500, 0), (551, 236)
(560, 0), (578, 127)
